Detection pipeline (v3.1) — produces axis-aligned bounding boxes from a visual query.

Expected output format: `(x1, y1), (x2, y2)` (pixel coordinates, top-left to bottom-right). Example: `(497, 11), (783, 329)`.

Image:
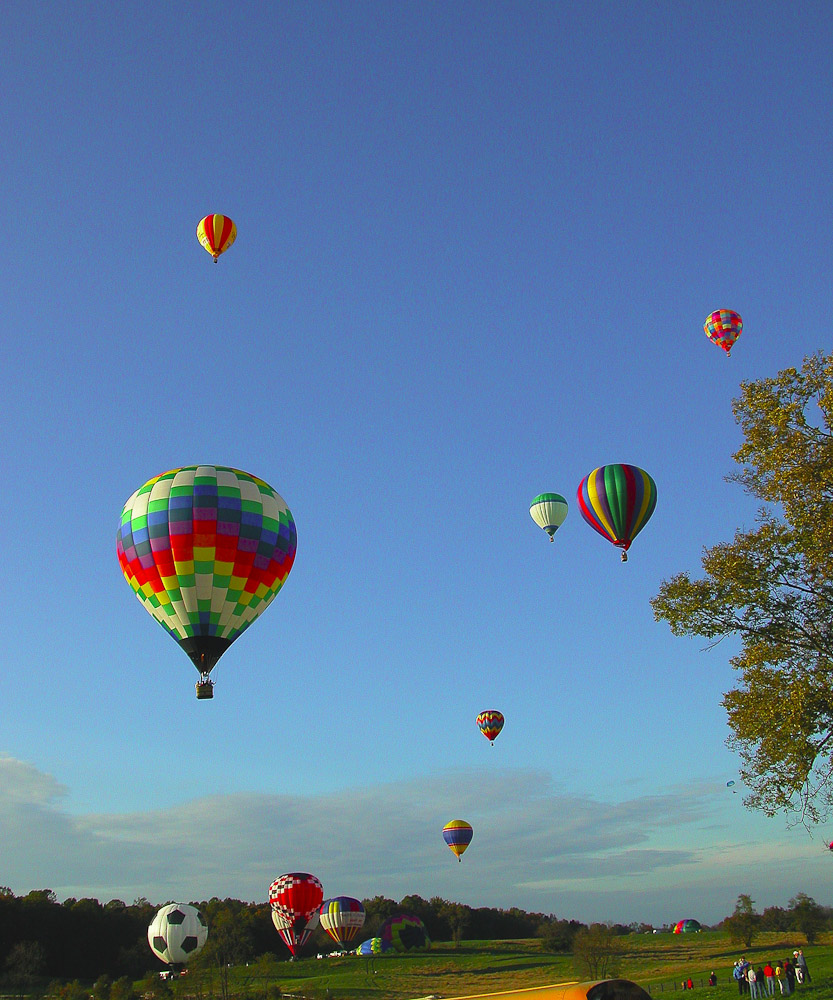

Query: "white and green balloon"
(530, 493), (568, 541)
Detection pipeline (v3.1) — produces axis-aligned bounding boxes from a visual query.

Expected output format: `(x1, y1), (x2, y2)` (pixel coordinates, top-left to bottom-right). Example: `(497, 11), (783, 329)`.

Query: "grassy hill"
(167, 931), (833, 1000)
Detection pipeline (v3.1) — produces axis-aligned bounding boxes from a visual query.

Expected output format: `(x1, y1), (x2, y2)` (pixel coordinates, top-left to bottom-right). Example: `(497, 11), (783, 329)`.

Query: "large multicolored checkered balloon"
(577, 464), (657, 562)
(117, 466), (296, 688)
(704, 309), (742, 356)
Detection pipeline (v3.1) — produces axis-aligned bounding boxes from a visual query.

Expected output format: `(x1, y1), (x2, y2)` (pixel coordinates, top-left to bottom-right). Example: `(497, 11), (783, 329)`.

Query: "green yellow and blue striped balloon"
(576, 464), (657, 562)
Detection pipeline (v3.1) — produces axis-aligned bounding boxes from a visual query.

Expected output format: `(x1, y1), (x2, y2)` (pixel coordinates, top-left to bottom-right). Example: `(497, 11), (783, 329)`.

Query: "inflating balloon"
(269, 873), (324, 957)
(443, 819), (473, 861)
(476, 710), (504, 745)
(356, 937), (391, 956)
(673, 919), (701, 933)
(704, 309), (742, 356)
(319, 897), (366, 948)
(379, 914), (430, 952)
(530, 493), (568, 541)
(197, 214), (237, 262)
(577, 464), (657, 562)
(117, 466), (296, 699)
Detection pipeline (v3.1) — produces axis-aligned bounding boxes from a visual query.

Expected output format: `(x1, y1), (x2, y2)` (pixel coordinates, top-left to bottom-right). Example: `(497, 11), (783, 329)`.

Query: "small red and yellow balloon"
(197, 214), (237, 262)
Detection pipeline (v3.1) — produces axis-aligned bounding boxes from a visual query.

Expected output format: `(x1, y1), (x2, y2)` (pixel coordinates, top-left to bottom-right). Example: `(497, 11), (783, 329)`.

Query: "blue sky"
(1, 0), (832, 926)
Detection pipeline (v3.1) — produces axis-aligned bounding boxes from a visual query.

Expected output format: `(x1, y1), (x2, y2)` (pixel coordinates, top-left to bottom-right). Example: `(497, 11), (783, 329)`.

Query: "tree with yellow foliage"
(652, 352), (833, 822)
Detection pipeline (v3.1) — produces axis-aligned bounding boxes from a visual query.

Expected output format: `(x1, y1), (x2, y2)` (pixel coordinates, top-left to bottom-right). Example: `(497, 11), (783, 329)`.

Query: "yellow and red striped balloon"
(196, 214), (237, 262)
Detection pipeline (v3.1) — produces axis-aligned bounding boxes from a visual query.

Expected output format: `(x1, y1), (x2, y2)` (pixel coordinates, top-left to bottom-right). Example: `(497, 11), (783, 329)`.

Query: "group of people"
(732, 952), (812, 997)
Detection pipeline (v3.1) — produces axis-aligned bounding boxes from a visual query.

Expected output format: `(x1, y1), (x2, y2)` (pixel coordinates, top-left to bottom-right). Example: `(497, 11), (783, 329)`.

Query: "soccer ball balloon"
(148, 903), (209, 968)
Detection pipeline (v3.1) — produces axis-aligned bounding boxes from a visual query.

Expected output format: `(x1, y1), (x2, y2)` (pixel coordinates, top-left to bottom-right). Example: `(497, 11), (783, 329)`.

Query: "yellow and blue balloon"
(443, 819), (473, 861)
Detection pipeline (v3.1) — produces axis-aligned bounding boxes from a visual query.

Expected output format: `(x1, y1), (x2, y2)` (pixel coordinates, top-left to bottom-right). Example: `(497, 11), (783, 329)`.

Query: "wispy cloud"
(0, 755), (825, 924)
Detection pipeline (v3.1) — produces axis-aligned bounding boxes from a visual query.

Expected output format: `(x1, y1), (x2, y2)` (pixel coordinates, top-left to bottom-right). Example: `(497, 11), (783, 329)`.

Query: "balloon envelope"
(148, 903), (208, 968)
(117, 466), (296, 687)
(577, 464), (657, 561)
(356, 937), (391, 956)
(673, 919), (701, 933)
(530, 493), (568, 540)
(319, 896), (366, 947)
(477, 709), (504, 744)
(271, 908), (319, 956)
(379, 914), (430, 952)
(443, 819), (473, 860)
(704, 309), (742, 355)
(269, 873), (324, 957)
(197, 214), (237, 261)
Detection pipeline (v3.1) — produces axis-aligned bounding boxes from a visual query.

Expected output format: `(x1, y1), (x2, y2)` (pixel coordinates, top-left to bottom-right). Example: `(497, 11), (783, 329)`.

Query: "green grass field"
(173, 931), (833, 1000)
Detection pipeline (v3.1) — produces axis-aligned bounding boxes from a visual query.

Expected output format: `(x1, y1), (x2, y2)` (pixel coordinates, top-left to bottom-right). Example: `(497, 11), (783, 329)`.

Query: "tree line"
(722, 893), (832, 948)
(1, 885), (831, 988)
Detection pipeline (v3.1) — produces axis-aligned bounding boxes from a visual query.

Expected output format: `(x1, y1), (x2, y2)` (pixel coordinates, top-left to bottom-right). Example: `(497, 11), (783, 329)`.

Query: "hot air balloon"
(117, 466), (296, 699)
(148, 903), (208, 972)
(197, 214), (237, 262)
(673, 919), (701, 934)
(828, 841), (833, 852)
(356, 937), (392, 956)
(271, 908), (319, 958)
(269, 872), (324, 957)
(530, 493), (568, 541)
(319, 897), (366, 948)
(477, 709), (504, 745)
(379, 914), (430, 952)
(443, 819), (473, 861)
(577, 464), (657, 562)
(704, 309), (742, 356)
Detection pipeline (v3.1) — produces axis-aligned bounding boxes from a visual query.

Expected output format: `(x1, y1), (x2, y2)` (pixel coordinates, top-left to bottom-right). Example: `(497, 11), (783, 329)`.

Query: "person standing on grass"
(764, 961), (775, 995)
(794, 951), (810, 983)
(785, 959), (796, 993)
(775, 961), (786, 995)
(747, 964), (759, 999)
